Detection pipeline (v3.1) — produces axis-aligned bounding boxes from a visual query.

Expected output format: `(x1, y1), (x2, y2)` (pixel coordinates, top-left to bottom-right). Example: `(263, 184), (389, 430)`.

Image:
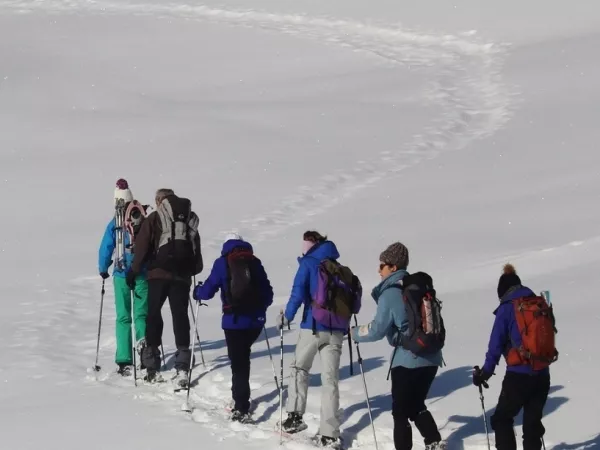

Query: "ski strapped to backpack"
(311, 259), (362, 331)
(223, 248), (264, 318)
(115, 198), (127, 270)
(115, 199), (147, 270)
(506, 294), (558, 370)
(393, 272), (446, 356)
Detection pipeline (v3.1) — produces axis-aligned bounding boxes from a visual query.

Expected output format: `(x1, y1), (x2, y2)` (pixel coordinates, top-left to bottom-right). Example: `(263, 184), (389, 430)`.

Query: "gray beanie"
(379, 242), (409, 270)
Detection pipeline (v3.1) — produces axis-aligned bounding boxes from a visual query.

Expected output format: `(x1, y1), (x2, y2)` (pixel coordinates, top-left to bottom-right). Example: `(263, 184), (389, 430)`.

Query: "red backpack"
(506, 296), (558, 370)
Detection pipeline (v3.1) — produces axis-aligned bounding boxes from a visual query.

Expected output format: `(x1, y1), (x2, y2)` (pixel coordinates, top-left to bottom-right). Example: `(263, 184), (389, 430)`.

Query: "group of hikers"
(98, 179), (558, 450)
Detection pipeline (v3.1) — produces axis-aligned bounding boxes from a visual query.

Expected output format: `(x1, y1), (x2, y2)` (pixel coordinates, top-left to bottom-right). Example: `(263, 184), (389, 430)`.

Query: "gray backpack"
(154, 195), (199, 275)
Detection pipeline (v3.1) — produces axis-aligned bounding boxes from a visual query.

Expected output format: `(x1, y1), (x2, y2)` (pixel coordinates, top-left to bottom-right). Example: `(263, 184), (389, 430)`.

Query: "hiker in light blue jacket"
(352, 242), (445, 450)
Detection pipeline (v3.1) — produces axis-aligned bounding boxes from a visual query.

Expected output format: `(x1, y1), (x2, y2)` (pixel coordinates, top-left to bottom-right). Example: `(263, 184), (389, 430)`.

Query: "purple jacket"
(482, 285), (550, 376)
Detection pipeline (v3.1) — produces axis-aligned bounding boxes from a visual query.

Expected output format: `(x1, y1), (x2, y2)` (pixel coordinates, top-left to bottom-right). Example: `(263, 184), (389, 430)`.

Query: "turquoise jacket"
(352, 270), (443, 369)
(98, 218), (146, 278)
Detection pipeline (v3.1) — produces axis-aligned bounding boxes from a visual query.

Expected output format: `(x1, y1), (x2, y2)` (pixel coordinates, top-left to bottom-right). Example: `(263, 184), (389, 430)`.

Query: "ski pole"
(131, 292), (138, 387)
(263, 326), (280, 393)
(353, 316), (378, 450)
(347, 329), (354, 376)
(279, 311), (284, 445)
(161, 344), (166, 370)
(190, 276), (205, 367)
(182, 301), (201, 412)
(93, 280), (106, 372)
(474, 366), (491, 450)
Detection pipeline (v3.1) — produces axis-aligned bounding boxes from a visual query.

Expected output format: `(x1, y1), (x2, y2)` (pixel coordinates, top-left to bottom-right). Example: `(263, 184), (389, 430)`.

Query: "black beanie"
(497, 263), (521, 298)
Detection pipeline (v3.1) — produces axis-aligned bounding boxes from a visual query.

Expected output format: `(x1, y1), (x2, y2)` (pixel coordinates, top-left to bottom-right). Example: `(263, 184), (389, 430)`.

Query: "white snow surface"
(1, 0), (599, 449)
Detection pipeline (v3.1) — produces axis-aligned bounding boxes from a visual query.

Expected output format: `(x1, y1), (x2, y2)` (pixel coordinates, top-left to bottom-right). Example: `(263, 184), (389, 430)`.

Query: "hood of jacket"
(221, 239), (253, 256)
(297, 240), (340, 263)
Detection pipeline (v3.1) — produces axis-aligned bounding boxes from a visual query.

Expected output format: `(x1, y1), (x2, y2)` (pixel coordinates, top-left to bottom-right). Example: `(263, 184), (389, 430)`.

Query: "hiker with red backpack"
(129, 188), (203, 385)
(98, 179), (150, 377)
(278, 231), (362, 449)
(352, 242), (446, 450)
(193, 233), (274, 423)
(473, 264), (557, 450)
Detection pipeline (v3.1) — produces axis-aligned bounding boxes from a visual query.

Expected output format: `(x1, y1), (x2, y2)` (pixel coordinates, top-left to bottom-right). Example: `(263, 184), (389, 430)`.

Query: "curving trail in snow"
(0, 0), (513, 245)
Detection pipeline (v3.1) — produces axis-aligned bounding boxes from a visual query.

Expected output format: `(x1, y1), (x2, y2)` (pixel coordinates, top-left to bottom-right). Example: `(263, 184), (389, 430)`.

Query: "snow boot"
(231, 409), (253, 424)
(312, 435), (343, 449)
(144, 369), (162, 383)
(425, 442), (447, 450)
(281, 412), (308, 434)
(117, 363), (132, 377)
(173, 369), (189, 389)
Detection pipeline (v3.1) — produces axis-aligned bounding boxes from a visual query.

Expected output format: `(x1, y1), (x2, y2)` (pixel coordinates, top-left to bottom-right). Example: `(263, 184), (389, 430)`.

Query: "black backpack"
(223, 248), (264, 315)
(396, 272), (445, 356)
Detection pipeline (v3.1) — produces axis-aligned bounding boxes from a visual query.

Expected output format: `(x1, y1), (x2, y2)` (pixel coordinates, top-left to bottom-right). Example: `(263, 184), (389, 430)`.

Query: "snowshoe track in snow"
(0, 0), (513, 246)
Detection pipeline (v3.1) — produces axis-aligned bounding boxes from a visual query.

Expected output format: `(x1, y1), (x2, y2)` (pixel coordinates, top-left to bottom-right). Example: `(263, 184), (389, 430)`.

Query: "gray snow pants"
(286, 329), (343, 438)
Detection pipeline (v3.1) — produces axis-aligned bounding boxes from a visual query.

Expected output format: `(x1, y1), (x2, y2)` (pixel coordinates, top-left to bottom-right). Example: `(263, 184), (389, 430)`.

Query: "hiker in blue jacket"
(193, 233), (273, 422)
(351, 242), (445, 450)
(473, 264), (553, 450)
(278, 231), (355, 449)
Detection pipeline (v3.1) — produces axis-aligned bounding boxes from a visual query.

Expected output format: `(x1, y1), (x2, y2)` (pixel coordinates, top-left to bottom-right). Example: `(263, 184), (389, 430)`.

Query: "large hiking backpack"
(397, 272), (445, 356)
(155, 195), (199, 275)
(223, 248), (264, 315)
(506, 296), (558, 370)
(311, 259), (362, 330)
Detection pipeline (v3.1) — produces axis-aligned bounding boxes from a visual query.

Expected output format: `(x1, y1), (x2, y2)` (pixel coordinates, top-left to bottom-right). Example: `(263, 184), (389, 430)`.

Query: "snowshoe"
(230, 409), (253, 424)
(117, 364), (133, 377)
(426, 442), (447, 450)
(281, 412), (308, 434)
(312, 435), (343, 449)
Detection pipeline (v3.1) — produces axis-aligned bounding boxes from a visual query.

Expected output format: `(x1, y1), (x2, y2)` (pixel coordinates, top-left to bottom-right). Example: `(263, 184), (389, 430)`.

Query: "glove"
(126, 271), (137, 290)
(473, 366), (492, 388)
(276, 310), (290, 330)
(192, 281), (204, 301)
(100, 272), (110, 280)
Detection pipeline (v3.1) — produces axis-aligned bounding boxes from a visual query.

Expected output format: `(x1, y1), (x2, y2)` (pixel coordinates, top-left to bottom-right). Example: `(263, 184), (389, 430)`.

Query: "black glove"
(100, 272), (110, 280)
(473, 366), (492, 388)
(126, 271), (137, 290)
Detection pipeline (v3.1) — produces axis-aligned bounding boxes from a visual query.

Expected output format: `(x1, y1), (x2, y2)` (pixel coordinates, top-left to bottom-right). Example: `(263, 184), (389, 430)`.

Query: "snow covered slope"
(1, 1), (599, 449)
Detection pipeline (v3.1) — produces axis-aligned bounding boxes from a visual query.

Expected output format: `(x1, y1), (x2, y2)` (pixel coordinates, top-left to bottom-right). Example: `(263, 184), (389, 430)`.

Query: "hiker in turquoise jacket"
(98, 179), (148, 376)
(352, 242), (445, 450)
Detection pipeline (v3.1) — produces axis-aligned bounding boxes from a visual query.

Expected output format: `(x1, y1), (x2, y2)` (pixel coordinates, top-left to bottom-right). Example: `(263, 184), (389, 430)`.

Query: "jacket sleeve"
(193, 231), (203, 275)
(257, 259), (274, 309)
(284, 261), (310, 322)
(483, 304), (510, 374)
(98, 220), (116, 273)
(194, 258), (224, 300)
(131, 213), (153, 274)
(352, 290), (395, 343)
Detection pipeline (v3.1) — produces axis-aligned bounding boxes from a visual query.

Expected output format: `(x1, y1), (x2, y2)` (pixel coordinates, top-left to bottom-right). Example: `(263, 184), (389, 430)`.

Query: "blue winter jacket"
(193, 239), (273, 330)
(98, 218), (147, 278)
(283, 240), (348, 333)
(482, 285), (550, 376)
(352, 270), (443, 369)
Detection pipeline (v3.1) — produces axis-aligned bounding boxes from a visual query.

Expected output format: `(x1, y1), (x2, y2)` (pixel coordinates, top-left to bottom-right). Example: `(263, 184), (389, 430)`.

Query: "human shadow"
(252, 386), (286, 425)
(446, 385), (569, 450)
(428, 366), (474, 400)
(342, 392), (391, 445)
(553, 433), (600, 450)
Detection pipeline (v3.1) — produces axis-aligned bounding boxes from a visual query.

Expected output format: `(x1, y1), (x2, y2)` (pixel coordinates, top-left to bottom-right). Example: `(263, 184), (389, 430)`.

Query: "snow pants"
(391, 365), (441, 450)
(286, 329), (343, 439)
(143, 279), (191, 371)
(113, 276), (148, 365)
(224, 327), (262, 414)
(491, 372), (550, 450)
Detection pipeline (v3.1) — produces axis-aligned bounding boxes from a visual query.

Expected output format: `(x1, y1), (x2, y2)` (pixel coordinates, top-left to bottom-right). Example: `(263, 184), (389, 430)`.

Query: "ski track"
(1, 2), (515, 448)
(0, 0), (514, 249)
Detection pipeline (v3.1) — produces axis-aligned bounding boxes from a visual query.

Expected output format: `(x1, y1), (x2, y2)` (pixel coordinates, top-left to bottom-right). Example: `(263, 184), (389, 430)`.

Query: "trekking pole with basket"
(93, 280), (106, 372)
(263, 326), (280, 392)
(279, 312), (284, 445)
(353, 315), (378, 450)
(190, 276), (205, 367)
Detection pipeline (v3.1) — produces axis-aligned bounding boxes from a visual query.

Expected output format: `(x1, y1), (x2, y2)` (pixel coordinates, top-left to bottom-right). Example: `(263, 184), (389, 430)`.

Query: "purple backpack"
(311, 259), (362, 329)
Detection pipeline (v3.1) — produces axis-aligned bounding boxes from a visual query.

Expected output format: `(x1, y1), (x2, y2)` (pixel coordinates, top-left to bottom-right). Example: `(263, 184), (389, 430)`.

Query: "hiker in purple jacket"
(277, 231), (359, 449)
